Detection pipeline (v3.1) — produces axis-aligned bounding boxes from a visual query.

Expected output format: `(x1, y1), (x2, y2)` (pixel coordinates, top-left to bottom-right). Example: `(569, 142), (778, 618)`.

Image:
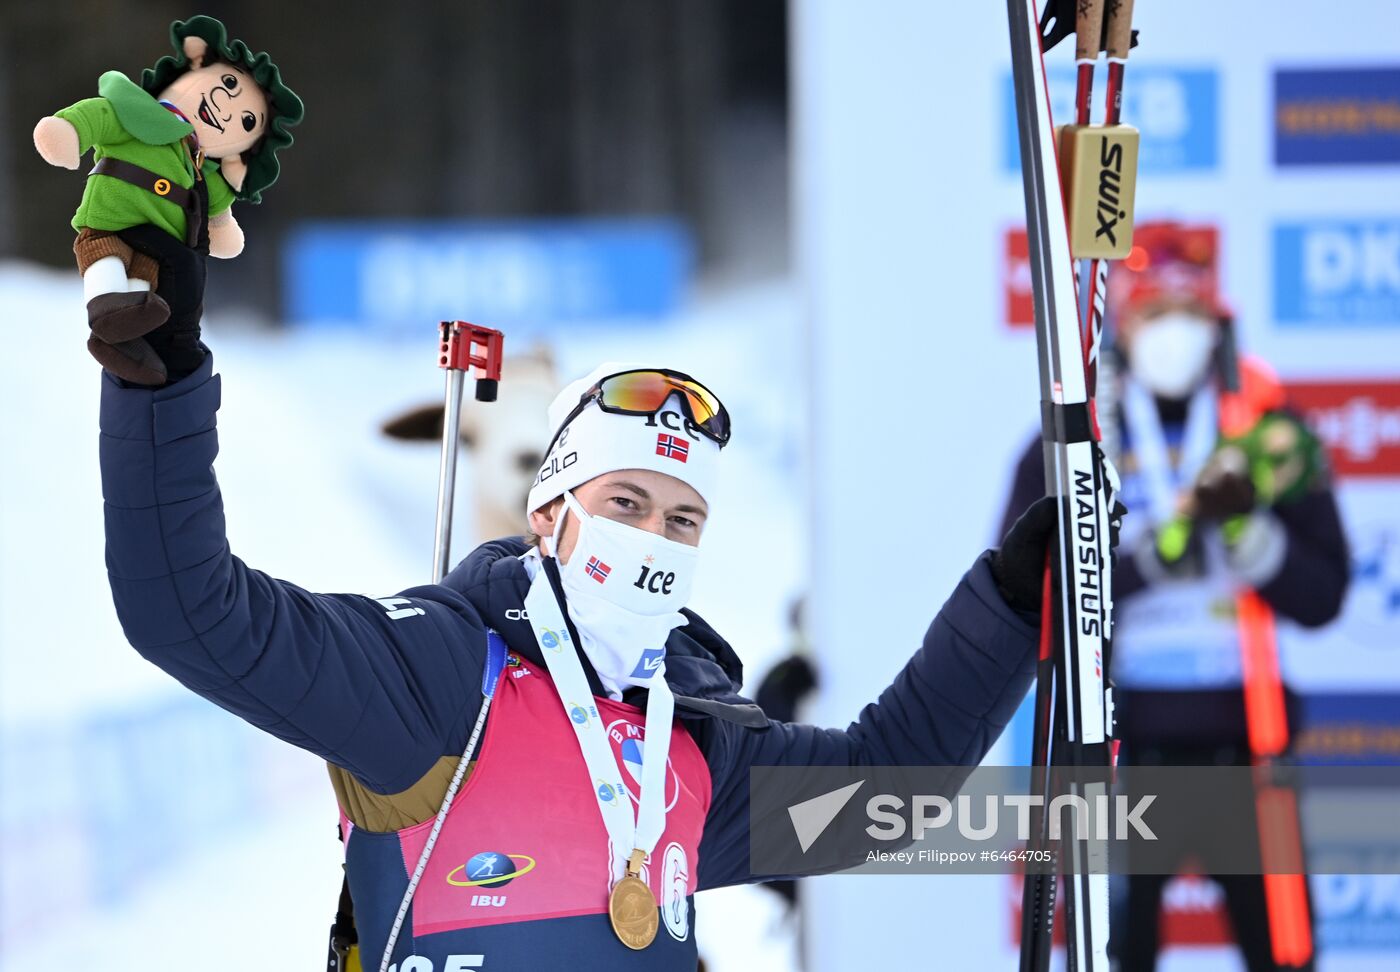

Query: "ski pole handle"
(433, 321), (505, 583)
(1075, 0), (1106, 63)
(1104, 0), (1136, 60)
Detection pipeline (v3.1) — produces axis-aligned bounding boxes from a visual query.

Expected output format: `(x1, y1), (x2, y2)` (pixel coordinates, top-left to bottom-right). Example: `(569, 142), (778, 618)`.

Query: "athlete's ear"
(528, 497), (565, 554)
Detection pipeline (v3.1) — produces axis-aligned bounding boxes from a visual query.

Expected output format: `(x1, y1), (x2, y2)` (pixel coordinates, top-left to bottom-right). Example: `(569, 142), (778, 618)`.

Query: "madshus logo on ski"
(1001, 65), (1218, 174)
(1274, 220), (1400, 326)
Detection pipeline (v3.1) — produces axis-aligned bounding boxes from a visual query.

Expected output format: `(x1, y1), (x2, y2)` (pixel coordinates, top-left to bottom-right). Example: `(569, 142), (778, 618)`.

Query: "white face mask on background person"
(1128, 312), (1218, 400)
(547, 490), (699, 696)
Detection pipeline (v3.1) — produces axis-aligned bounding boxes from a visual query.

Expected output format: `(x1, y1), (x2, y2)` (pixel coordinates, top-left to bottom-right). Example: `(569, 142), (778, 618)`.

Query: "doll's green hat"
(141, 15), (303, 204)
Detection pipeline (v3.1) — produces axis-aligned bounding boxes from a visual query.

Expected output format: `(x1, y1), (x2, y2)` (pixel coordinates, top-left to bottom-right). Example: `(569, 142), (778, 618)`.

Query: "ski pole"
(1022, 10), (1113, 965)
(1008, 1), (1124, 968)
(432, 321), (505, 584)
(1077, 0), (1136, 399)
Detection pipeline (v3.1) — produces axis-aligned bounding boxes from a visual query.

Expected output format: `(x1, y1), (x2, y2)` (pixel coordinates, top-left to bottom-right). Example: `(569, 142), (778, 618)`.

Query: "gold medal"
(608, 849), (658, 950)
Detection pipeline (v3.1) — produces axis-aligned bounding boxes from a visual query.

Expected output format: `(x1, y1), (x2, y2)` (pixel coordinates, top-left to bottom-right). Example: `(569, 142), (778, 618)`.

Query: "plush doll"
(32, 15), (302, 383)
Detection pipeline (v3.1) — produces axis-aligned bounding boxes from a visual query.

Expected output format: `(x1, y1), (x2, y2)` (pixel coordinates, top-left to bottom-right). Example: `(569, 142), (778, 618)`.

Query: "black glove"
(1191, 444), (1256, 521)
(992, 495), (1126, 614)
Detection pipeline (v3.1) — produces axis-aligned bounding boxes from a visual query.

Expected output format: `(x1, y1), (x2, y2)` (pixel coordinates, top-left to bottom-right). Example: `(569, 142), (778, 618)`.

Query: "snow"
(0, 262), (802, 970)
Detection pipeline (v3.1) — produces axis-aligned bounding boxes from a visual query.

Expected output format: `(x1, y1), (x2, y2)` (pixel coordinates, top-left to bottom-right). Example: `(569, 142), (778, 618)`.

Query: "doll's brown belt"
(88, 159), (202, 246)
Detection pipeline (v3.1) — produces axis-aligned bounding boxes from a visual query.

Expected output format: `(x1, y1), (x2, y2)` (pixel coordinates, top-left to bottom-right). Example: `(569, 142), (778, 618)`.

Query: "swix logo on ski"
(1285, 380), (1400, 476)
(608, 718), (681, 809)
(1274, 221), (1400, 325)
(1002, 66), (1217, 173)
(1094, 140), (1128, 247)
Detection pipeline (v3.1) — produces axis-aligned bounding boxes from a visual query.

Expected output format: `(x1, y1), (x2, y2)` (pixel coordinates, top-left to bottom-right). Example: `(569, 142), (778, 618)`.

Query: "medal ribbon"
(524, 571), (675, 882)
(1121, 378), (1219, 525)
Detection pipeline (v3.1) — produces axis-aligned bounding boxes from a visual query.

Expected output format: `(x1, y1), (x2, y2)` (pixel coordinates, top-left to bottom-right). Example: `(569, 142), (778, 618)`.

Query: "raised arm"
(99, 356), (488, 794)
(695, 550), (1039, 890)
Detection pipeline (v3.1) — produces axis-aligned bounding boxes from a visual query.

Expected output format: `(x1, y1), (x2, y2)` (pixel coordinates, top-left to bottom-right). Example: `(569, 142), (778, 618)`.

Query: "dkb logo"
(1275, 221), (1400, 325)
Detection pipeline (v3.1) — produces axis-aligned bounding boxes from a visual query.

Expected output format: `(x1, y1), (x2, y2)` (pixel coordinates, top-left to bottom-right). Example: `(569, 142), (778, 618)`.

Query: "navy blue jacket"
(99, 355), (1037, 903)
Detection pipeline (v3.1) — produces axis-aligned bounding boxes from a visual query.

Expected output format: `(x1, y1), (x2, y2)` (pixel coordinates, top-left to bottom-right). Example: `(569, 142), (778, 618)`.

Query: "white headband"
(525, 362), (722, 517)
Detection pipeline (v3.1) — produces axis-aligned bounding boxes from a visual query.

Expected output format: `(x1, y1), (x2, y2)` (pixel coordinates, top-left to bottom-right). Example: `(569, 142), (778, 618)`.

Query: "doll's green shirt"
(56, 71), (235, 238)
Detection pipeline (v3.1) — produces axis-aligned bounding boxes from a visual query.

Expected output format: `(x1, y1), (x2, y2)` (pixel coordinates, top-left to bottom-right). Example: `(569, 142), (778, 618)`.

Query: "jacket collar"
(443, 537), (767, 727)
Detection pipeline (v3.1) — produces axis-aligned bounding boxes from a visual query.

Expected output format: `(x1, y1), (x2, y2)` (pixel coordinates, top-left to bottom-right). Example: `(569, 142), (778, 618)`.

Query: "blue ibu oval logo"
(540, 628), (562, 651)
(597, 781), (618, 804)
(445, 851), (537, 888)
(570, 703), (589, 725)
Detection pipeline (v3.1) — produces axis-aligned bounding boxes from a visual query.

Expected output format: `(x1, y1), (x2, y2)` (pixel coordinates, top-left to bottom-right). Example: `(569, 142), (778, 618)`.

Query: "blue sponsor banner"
(1314, 872), (1400, 950)
(1275, 67), (1400, 166)
(1274, 220), (1400, 325)
(1003, 66), (1218, 173)
(1298, 693), (1400, 765)
(283, 219), (694, 334)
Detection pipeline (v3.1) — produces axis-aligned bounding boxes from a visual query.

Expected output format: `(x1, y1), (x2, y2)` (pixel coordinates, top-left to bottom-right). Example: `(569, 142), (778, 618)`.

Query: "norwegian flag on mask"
(585, 556), (611, 583)
(656, 433), (689, 463)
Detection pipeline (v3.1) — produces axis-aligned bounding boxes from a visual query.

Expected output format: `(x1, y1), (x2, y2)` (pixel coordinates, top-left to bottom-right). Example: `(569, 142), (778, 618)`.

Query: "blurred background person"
(998, 222), (1350, 971)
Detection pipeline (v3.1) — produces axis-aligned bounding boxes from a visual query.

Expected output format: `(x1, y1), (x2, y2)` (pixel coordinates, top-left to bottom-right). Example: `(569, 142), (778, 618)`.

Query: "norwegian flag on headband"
(656, 433), (689, 463)
(585, 556), (611, 583)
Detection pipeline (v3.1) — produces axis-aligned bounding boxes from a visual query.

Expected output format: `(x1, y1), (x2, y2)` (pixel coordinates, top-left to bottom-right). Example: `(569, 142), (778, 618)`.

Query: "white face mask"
(549, 491), (699, 695)
(1128, 312), (1218, 400)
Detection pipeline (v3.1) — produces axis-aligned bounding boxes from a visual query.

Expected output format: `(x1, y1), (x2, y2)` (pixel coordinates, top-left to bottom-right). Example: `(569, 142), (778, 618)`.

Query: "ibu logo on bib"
(446, 851), (537, 889)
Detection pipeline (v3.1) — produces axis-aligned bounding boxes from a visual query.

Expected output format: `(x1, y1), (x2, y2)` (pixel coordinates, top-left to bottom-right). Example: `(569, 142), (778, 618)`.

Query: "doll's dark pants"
(117, 223), (208, 381)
